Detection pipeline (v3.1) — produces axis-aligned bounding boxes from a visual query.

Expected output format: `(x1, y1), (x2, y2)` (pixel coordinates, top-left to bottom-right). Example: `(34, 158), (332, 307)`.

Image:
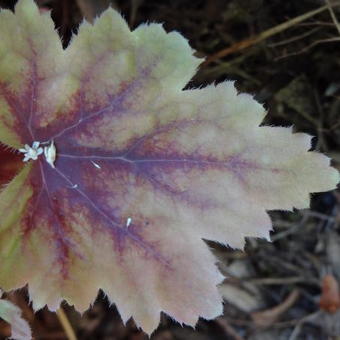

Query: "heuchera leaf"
(0, 0), (338, 334)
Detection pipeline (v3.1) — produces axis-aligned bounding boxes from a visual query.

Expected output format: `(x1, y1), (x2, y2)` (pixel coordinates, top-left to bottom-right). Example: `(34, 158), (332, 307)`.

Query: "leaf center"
(19, 140), (56, 168)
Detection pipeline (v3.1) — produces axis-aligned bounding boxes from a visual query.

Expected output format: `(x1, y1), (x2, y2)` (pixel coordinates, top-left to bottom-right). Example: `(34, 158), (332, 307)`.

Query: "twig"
(325, 0), (340, 35)
(274, 37), (340, 60)
(298, 20), (336, 27)
(271, 224), (301, 241)
(288, 311), (320, 340)
(249, 277), (319, 285)
(75, 0), (110, 22)
(216, 317), (245, 340)
(129, 0), (143, 27)
(268, 27), (321, 47)
(251, 290), (300, 328)
(204, 3), (340, 65)
(304, 210), (336, 221)
(56, 307), (77, 340)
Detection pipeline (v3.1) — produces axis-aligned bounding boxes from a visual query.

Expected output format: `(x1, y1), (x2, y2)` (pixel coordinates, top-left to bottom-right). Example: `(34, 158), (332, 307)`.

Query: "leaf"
(0, 297), (31, 340)
(0, 0), (338, 334)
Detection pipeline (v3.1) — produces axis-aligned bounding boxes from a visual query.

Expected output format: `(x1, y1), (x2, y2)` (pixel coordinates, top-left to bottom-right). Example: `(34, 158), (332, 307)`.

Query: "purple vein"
(39, 162), (67, 241)
(53, 166), (171, 266)
(58, 153), (235, 166)
(49, 78), (144, 142)
(38, 161), (70, 273)
(50, 105), (112, 141)
(27, 60), (38, 141)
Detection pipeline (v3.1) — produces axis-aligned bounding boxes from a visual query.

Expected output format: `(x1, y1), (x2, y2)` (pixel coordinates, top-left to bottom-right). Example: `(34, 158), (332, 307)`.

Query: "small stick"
(204, 3), (340, 65)
(216, 317), (245, 340)
(268, 27), (320, 47)
(56, 307), (77, 340)
(325, 0), (340, 35)
(275, 37), (340, 60)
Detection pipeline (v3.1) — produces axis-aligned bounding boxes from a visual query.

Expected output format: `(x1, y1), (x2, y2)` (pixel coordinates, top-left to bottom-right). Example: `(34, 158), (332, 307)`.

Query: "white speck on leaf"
(44, 140), (56, 168)
(126, 217), (132, 227)
(91, 161), (101, 169)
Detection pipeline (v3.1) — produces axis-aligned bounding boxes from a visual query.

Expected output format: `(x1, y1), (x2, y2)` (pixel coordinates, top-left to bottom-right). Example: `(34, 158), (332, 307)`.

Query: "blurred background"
(0, 0), (339, 339)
